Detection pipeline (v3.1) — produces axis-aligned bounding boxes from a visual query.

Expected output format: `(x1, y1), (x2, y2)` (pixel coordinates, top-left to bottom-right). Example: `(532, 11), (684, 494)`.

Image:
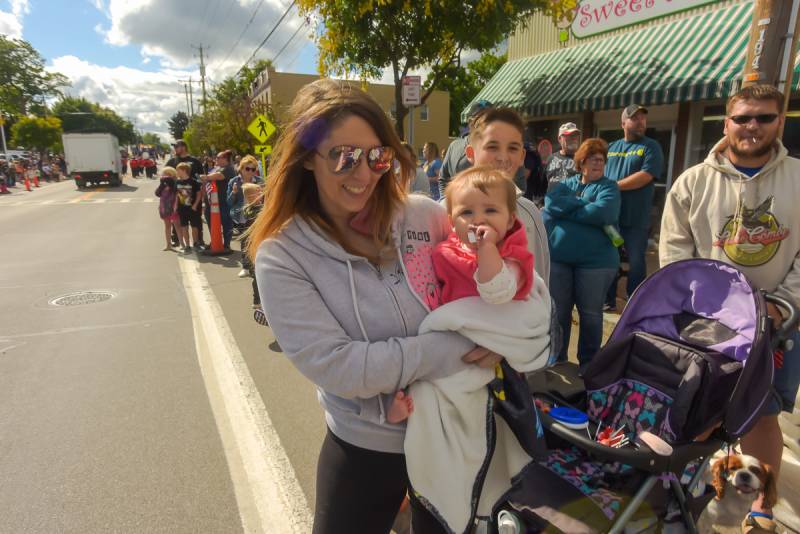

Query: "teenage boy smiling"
(462, 107), (551, 286)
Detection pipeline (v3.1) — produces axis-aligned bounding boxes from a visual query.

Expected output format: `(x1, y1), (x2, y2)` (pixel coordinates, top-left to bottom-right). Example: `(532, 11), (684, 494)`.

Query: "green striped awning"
(464, 2), (800, 120)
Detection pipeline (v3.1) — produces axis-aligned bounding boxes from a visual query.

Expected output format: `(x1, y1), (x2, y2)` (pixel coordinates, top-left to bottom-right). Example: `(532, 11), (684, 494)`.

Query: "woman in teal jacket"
(544, 138), (621, 367)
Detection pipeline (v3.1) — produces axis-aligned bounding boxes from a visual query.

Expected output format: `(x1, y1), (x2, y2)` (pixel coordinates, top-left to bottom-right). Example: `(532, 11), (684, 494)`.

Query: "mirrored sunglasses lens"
(329, 146), (361, 174)
(368, 147), (393, 173)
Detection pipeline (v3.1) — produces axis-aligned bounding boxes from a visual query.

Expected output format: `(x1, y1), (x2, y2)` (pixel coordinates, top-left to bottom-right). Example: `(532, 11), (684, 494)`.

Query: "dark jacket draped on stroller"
(495, 258), (797, 533)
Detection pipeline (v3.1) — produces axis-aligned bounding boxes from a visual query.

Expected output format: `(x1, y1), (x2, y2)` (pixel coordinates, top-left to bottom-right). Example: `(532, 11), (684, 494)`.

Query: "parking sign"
(402, 76), (421, 106)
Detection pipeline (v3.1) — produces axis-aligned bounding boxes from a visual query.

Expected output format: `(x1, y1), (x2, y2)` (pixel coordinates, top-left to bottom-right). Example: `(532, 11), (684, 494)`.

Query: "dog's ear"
(711, 458), (727, 500)
(761, 462), (778, 509)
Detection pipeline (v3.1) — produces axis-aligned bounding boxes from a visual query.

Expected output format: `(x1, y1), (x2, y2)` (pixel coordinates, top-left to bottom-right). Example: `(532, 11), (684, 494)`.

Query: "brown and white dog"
(697, 453), (778, 533)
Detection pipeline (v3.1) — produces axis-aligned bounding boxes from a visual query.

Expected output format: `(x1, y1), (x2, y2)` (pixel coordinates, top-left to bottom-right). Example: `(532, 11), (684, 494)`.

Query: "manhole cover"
(49, 291), (115, 307)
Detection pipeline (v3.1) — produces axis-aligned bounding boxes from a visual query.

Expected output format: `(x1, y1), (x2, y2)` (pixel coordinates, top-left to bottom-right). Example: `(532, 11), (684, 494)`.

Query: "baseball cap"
(622, 104), (648, 120)
(558, 122), (580, 136)
(467, 99), (493, 118)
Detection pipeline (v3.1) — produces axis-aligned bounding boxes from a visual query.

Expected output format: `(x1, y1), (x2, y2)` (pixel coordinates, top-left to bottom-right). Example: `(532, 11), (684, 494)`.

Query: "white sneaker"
(237, 269), (249, 278)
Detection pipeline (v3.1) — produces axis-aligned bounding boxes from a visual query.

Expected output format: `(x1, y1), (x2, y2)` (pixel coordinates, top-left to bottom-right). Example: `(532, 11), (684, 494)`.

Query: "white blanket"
(405, 274), (552, 533)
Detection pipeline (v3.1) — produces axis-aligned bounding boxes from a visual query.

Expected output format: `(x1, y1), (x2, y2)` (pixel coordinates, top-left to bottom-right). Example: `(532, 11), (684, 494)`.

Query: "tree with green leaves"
(0, 35), (69, 118)
(427, 51), (507, 136)
(167, 111), (190, 141)
(297, 0), (550, 138)
(183, 60), (277, 156)
(52, 96), (136, 145)
(10, 116), (63, 156)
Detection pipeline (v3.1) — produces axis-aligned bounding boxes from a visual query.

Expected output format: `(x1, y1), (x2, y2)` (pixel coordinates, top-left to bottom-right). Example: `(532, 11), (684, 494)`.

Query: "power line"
(236, 0), (297, 77)
(212, 0), (267, 72)
(272, 21), (306, 65)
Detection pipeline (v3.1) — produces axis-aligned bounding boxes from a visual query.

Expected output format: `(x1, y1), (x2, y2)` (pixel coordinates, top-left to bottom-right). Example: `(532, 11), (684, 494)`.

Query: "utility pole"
(192, 44), (209, 110)
(0, 113), (7, 154)
(179, 77), (196, 117)
(183, 82), (190, 116)
(741, 0), (800, 130)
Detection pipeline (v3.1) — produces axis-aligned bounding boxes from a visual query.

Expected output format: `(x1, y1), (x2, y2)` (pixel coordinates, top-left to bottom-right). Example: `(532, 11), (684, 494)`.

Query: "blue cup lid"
(549, 407), (589, 425)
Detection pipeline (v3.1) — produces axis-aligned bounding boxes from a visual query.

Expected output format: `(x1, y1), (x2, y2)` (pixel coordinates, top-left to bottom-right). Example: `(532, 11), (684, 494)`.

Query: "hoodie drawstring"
(346, 260), (388, 424)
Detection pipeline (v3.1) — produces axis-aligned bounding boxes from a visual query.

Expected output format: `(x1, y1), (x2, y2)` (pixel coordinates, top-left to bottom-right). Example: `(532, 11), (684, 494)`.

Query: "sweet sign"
(571, 0), (720, 38)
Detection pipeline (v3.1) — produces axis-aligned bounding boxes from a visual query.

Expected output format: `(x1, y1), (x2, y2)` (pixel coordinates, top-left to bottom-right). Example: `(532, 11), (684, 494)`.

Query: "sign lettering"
(571, 0), (720, 38)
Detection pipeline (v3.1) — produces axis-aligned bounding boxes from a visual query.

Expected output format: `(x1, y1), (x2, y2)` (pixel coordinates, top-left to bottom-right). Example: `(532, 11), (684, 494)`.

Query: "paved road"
(4, 175), (797, 533)
(0, 177), (247, 533)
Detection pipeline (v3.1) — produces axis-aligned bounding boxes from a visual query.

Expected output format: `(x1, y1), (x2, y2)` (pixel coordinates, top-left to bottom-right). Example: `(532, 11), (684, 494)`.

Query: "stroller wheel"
(497, 510), (523, 534)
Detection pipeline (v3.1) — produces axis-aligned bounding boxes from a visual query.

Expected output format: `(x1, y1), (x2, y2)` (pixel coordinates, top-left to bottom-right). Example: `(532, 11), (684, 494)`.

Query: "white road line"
(41, 200), (56, 205)
(121, 198), (132, 203)
(177, 256), (312, 534)
(92, 198), (108, 203)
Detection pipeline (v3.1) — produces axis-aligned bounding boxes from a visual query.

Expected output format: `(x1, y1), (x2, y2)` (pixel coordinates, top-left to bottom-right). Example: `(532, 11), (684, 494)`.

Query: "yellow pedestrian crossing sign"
(248, 114), (275, 143)
(254, 144), (272, 156)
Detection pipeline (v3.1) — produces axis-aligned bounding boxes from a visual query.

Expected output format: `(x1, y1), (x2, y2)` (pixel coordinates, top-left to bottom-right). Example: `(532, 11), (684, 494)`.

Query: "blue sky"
(0, 0), (318, 139)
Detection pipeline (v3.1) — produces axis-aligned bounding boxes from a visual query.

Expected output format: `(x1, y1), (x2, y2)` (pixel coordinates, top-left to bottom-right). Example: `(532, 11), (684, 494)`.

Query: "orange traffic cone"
(24, 175), (32, 192)
(33, 172), (40, 187)
(203, 181), (232, 256)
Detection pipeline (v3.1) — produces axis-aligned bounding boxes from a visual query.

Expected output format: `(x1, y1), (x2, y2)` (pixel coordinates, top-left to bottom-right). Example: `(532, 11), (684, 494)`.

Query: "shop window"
(420, 104), (429, 121)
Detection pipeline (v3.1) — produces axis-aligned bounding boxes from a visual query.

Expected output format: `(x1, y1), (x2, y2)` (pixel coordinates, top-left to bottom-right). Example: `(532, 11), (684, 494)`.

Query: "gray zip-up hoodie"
(255, 195), (475, 453)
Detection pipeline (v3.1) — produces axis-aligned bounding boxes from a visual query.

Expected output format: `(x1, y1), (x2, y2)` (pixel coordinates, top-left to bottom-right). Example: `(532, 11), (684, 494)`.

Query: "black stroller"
(493, 258), (798, 533)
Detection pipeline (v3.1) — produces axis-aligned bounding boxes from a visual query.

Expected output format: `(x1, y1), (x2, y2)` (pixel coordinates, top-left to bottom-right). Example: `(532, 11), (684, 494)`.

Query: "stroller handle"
(764, 293), (799, 348)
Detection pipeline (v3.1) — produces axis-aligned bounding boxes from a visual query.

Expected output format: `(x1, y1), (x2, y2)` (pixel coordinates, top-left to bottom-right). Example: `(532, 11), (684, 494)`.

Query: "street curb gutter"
(179, 256), (313, 533)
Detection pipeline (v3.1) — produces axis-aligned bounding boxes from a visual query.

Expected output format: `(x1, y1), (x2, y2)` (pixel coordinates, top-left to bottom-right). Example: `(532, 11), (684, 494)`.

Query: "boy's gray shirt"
(255, 195), (475, 453)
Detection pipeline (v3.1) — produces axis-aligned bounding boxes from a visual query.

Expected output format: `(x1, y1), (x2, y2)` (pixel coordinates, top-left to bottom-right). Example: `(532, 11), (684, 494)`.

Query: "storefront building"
(250, 67), (451, 160)
(468, 0), (800, 234)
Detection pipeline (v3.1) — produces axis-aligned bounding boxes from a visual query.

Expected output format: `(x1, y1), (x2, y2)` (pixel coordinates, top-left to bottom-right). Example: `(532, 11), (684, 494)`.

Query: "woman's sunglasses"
(729, 114), (779, 125)
(317, 145), (394, 175)
(243, 166), (258, 172)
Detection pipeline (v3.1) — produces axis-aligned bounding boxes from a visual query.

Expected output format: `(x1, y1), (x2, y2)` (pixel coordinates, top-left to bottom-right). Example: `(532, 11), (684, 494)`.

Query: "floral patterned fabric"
(539, 379), (675, 519)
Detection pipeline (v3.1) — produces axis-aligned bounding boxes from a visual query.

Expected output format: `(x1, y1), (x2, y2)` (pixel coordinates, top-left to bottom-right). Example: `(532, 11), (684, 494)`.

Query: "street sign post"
(248, 114), (276, 178)
(402, 76), (421, 149)
(402, 76), (421, 107)
(247, 114), (275, 144)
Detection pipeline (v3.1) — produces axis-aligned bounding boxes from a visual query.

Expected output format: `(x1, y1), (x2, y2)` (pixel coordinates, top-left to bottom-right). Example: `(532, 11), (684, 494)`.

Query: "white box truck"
(62, 133), (123, 188)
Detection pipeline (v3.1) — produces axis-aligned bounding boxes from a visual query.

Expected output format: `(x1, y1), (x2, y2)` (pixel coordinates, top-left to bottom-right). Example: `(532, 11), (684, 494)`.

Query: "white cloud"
(48, 55), (191, 142)
(96, 0), (314, 77)
(40, 0), (315, 145)
(0, 0), (29, 38)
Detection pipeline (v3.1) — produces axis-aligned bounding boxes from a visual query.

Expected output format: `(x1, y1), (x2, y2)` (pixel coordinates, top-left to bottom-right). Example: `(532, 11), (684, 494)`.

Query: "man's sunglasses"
(243, 166), (258, 172)
(729, 114), (779, 125)
(317, 145), (394, 175)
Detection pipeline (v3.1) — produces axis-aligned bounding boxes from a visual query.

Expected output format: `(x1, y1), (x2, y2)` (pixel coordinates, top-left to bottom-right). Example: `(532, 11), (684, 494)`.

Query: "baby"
(387, 165), (534, 422)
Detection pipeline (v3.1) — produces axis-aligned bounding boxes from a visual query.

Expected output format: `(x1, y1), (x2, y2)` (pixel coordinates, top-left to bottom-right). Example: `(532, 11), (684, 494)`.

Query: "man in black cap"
(167, 140), (206, 248)
(604, 104), (664, 311)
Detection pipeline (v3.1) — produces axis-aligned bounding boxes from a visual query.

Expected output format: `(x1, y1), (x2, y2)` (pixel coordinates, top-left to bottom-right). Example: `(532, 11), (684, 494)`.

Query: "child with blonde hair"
(388, 165), (534, 421)
(155, 166), (180, 251)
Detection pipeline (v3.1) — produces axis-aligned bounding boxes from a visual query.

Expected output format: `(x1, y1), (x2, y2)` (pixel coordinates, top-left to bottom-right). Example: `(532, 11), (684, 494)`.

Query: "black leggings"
(313, 429), (447, 534)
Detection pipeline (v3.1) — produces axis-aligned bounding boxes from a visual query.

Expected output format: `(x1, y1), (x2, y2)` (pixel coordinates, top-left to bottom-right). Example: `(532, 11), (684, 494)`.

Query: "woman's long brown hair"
(247, 79), (412, 263)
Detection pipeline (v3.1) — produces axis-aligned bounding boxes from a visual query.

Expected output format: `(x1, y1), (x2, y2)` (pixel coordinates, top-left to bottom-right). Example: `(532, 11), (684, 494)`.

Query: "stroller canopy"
(611, 259), (760, 362)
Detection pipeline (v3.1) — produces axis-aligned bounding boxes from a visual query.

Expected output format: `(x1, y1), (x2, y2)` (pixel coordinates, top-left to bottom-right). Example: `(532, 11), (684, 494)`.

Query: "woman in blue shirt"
(544, 138), (621, 368)
(423, 141), (442, 201)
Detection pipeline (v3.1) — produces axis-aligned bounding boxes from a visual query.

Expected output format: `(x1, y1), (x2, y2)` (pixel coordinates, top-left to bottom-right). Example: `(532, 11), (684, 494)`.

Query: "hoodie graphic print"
(712, 195), (791, 267)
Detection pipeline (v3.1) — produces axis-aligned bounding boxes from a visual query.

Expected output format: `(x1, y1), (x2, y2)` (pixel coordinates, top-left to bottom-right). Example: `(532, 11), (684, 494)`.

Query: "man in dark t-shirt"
(167, 140), (206, 246)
